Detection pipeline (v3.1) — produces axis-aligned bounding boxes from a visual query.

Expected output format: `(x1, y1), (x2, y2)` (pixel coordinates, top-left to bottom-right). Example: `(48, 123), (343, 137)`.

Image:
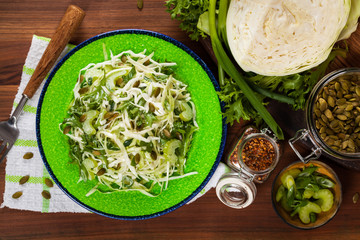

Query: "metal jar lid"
(215, 172), (257, 209)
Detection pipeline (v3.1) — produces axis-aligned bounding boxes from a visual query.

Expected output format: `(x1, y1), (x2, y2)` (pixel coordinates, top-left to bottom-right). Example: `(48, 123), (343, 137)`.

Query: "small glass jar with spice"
(216, 125), (281, 209)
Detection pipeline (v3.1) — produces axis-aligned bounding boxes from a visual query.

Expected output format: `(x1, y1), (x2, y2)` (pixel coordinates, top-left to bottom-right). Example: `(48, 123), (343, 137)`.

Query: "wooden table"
(1, 1), (360, 239)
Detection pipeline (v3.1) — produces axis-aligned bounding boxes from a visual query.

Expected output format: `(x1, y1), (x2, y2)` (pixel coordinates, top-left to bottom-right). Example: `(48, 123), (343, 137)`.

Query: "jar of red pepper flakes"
(216, 125), (282, 209)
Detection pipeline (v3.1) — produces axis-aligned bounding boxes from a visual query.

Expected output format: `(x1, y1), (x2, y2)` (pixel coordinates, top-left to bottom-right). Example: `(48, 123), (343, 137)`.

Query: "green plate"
(36, 29), (226, 220)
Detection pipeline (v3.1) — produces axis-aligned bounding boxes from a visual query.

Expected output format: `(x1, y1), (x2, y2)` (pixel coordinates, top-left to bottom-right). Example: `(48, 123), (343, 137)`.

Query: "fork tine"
(0, 142), (12, 164)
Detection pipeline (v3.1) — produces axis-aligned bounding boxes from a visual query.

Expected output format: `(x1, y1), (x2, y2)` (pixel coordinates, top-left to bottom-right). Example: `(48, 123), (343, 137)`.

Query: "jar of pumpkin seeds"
(289, 68), (360, 162)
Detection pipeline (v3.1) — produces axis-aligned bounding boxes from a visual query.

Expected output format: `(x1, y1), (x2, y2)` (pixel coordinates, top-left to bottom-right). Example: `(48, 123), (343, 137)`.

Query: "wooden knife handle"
(23, 5), (85, 99)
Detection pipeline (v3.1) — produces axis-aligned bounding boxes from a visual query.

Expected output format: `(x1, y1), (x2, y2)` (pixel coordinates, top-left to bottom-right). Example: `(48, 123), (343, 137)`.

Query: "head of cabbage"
(226, 0), (360, 76)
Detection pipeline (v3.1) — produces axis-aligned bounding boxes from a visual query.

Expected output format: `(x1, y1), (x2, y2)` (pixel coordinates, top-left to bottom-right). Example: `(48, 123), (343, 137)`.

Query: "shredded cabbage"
(60, 49), (198, 197)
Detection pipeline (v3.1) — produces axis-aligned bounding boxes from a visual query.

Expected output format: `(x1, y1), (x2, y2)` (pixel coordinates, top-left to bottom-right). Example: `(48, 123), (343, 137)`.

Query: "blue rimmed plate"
(36, 29), (226, 220)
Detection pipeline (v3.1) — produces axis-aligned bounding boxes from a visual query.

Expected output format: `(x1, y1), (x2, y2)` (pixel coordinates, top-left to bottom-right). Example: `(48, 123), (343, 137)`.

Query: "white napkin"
(1, 35), (230, 213)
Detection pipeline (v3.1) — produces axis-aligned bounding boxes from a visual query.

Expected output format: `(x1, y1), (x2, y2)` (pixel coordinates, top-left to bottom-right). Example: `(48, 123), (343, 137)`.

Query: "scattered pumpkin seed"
(353, 192), (359, 204)
(12, 191), (23, 199)
(137, 0), (143, 10)
(19, 175), (30, 185)
(42, 190), (51, 200)
(44, 178), (54, 188)
(23, 152), (33, 159)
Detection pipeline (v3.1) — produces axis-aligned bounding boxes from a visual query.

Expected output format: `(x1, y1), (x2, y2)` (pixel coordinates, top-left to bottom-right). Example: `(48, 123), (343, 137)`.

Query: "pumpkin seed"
(356, 115), (360, 125)
(149, 103), (155, 113)
(96, 168), (106, 176)
(319, 98), (327, 111)
(150, 151), (157, 160)
(345, 104), (354, 111)
(63, 125), (71, 135)
(340, 81), (349, 91)
(133, 80), (140, 88)
(321, 114), (328, 123)
(108, 113), (120, 121)
(78, 75), (85, 83)
(44, 178), (54, 188)
(341, 140), (348, 149)
(319, 127), (326, 134)
(152, 87), (161, 97)
(327, 96), (335, 107)
(104, 112), (113, 119)
(356, 86), (360, 96)
(79, 114), (87, 122)
(353, 192), (359, 204)
(78, 87), (89, 94)
(137, 0), (144, 10)
(337, 133), (346, 140)
(23, 152), (33, 159)
(163, 129), (171, 138)
(337, 90), (343, 98)
(334, 107), (344, 114)
(92, 150), (101, 156)
(116, 77), (123, 86)
(42, 190), (51, 200)
(334, 82), (341, 91)
(325, 128), (334, 135)
(19, 175), (30, 185)
(12, 191), (23, 199)
(329, 89), (336, 96)
(175, 132), (183, 141)
(324, 109), (333, 120)
(337, 115), (347, 121)
(134, 153), (141, 164)
(314, 109), (321, 117)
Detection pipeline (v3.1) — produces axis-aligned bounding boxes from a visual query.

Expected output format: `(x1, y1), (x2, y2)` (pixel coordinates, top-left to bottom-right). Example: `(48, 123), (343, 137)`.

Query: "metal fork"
(0, 5), (85, 164)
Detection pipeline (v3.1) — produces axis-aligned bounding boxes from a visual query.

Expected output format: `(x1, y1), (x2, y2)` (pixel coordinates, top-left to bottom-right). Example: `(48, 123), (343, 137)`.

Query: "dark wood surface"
(1, 1), (360, 239)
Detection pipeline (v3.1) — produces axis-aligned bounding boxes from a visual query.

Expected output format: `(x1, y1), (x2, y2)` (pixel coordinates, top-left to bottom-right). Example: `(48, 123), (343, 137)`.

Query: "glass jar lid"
(215, 172), (257, 209)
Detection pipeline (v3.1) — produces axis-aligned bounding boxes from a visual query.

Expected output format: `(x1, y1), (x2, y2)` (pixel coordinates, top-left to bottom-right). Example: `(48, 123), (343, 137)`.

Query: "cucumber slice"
(276, 185), (285, 202)
(313, 189), (334, 212)
(281, 168), (301, 187)
(179, 102), (193, 122)
(298, 201), (322, 224)
(164, 139), (181, 163)
(106, 70), (127, 90)
(303, 189), (314, 199)
(83, 110), (99, 135)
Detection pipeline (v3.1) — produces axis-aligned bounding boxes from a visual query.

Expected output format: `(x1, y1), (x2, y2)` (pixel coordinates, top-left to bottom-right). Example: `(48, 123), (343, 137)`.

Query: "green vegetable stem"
(209, 0), (284, 139)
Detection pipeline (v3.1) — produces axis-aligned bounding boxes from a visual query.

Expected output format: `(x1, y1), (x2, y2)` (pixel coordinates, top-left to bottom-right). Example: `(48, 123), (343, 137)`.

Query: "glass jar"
(216, 126), (281, 209)
(289, 68), (360, 162)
